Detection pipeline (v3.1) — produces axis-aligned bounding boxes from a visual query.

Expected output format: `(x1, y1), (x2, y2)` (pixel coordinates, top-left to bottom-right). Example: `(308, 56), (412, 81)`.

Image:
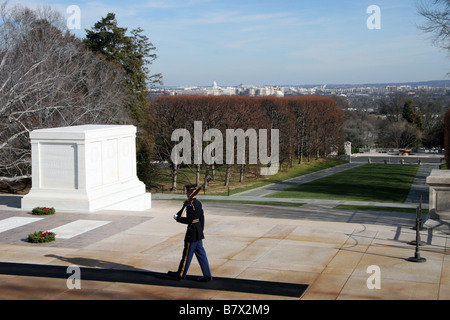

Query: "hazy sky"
(9, 0), (450, 86)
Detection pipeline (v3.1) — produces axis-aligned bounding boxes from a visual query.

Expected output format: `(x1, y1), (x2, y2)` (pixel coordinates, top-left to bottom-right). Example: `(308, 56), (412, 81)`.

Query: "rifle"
(176, 177), (212, 219)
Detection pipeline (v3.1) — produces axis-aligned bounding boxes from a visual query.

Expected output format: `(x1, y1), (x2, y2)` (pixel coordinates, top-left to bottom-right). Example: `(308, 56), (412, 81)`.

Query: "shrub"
(28, 231), (56, 243)
(32, 207), (55, 215)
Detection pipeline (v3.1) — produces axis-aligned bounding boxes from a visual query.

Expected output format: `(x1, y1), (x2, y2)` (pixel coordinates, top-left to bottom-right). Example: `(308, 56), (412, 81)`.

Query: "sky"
(6, 0), (450, 86)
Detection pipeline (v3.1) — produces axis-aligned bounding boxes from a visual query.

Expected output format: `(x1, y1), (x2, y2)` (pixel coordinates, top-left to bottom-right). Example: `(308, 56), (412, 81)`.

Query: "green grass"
(213, 159), (346, 196)
(267, 164), (419, 203)
(201, 199), (305, 207)
(164, 198), (305, 207)
(151, 159), (347, 195)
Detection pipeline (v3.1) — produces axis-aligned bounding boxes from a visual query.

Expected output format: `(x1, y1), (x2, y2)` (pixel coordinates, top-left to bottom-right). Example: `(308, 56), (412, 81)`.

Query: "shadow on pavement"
(0, 260), (308, 298)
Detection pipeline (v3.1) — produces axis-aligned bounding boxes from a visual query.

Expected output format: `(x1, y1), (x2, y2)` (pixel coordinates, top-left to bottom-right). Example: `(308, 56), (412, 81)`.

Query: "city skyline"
(9, 0), (450, 86)
(153, 79), (450, 99)
(157, 79), (450, 88)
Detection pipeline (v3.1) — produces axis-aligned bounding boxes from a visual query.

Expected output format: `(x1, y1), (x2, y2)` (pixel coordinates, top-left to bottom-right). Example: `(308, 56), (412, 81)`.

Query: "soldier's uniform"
(168, 184), (212, 282)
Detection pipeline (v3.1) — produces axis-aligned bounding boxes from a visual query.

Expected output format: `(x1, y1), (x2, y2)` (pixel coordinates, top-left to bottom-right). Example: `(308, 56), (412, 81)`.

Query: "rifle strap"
(185, 198), (196, 211)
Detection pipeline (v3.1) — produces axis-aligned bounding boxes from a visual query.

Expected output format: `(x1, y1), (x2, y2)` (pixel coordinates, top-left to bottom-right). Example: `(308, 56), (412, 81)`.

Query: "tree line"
(343, 92), (449, 151)
(145, 95), (344, 191)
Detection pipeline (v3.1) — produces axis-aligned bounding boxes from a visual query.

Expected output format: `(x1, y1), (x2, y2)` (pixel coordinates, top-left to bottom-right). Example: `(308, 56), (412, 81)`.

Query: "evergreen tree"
(402, 100), (415, 124)
(84, 13), (162, 124)
(402, 99), (424, 131)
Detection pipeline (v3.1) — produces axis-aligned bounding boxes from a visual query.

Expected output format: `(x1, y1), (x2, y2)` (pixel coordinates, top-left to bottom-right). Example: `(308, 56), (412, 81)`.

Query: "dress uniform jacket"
(177, 198), (205, 243)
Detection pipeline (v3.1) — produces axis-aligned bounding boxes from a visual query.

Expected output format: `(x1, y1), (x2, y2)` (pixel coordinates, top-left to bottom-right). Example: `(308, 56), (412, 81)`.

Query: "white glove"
(173, 214), (178, 221)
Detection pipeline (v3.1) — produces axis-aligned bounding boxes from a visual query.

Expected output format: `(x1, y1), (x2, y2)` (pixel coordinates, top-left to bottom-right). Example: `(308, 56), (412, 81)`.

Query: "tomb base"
(22, 178), (151, 212)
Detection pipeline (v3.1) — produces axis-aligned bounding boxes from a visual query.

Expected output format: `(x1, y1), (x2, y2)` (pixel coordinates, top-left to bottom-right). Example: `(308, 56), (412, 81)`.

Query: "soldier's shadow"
(44, 254), (176, 284)
(45, 254), (143, 271)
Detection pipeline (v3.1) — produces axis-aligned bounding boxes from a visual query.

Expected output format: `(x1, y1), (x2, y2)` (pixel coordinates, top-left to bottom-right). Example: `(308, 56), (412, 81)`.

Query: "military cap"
(185, 184), (197, 191)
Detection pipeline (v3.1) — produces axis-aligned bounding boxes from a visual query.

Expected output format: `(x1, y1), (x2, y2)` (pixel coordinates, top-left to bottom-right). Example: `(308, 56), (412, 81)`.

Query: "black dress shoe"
(167, 271), (182, 280)
(197, 276), (213, 282)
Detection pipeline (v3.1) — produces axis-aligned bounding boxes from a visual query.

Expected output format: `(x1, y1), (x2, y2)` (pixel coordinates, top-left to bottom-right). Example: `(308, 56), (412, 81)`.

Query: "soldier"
(168, 184), (212, 282)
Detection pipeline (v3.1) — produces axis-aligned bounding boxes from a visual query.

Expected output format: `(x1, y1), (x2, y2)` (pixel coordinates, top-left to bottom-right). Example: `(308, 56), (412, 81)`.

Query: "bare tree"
(0, 3), (129, 186)
(378, 93), (408, 123)
(417, 0), (450, 51)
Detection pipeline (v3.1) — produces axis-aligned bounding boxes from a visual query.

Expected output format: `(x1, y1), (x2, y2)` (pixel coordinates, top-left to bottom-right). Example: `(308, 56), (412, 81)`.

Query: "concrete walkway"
(405, 164), (439, 204)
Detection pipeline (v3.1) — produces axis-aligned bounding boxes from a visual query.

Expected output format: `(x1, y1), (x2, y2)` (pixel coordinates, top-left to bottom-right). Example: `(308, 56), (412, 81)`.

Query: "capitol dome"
(274, 90), (284, 97)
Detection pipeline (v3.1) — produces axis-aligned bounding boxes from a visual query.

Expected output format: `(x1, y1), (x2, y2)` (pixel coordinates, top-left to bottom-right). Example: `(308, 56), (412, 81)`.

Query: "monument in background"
(21, 125), (151, 212)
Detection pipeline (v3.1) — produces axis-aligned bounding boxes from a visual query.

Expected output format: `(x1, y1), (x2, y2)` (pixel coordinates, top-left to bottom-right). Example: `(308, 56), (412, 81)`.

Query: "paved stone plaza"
(0, 161), (449, 300)
(0, 196), (449, 300)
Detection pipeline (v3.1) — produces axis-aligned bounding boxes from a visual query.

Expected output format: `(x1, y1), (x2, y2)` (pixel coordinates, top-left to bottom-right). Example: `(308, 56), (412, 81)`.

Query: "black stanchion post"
(407, 196), (426, 263)
(409, 196), (427, 247)
(413, 195), (425, 231)
(407, 220), (427, 262)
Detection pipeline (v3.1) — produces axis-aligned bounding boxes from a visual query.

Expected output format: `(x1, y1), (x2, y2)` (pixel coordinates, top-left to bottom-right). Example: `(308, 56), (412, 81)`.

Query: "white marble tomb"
(21, 125), (151, 212)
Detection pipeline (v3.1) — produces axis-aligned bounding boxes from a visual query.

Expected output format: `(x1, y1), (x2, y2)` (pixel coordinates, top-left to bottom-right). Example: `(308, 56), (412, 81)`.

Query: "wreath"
(28, 231), (56, 243)
(32, 207), (56, 215)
